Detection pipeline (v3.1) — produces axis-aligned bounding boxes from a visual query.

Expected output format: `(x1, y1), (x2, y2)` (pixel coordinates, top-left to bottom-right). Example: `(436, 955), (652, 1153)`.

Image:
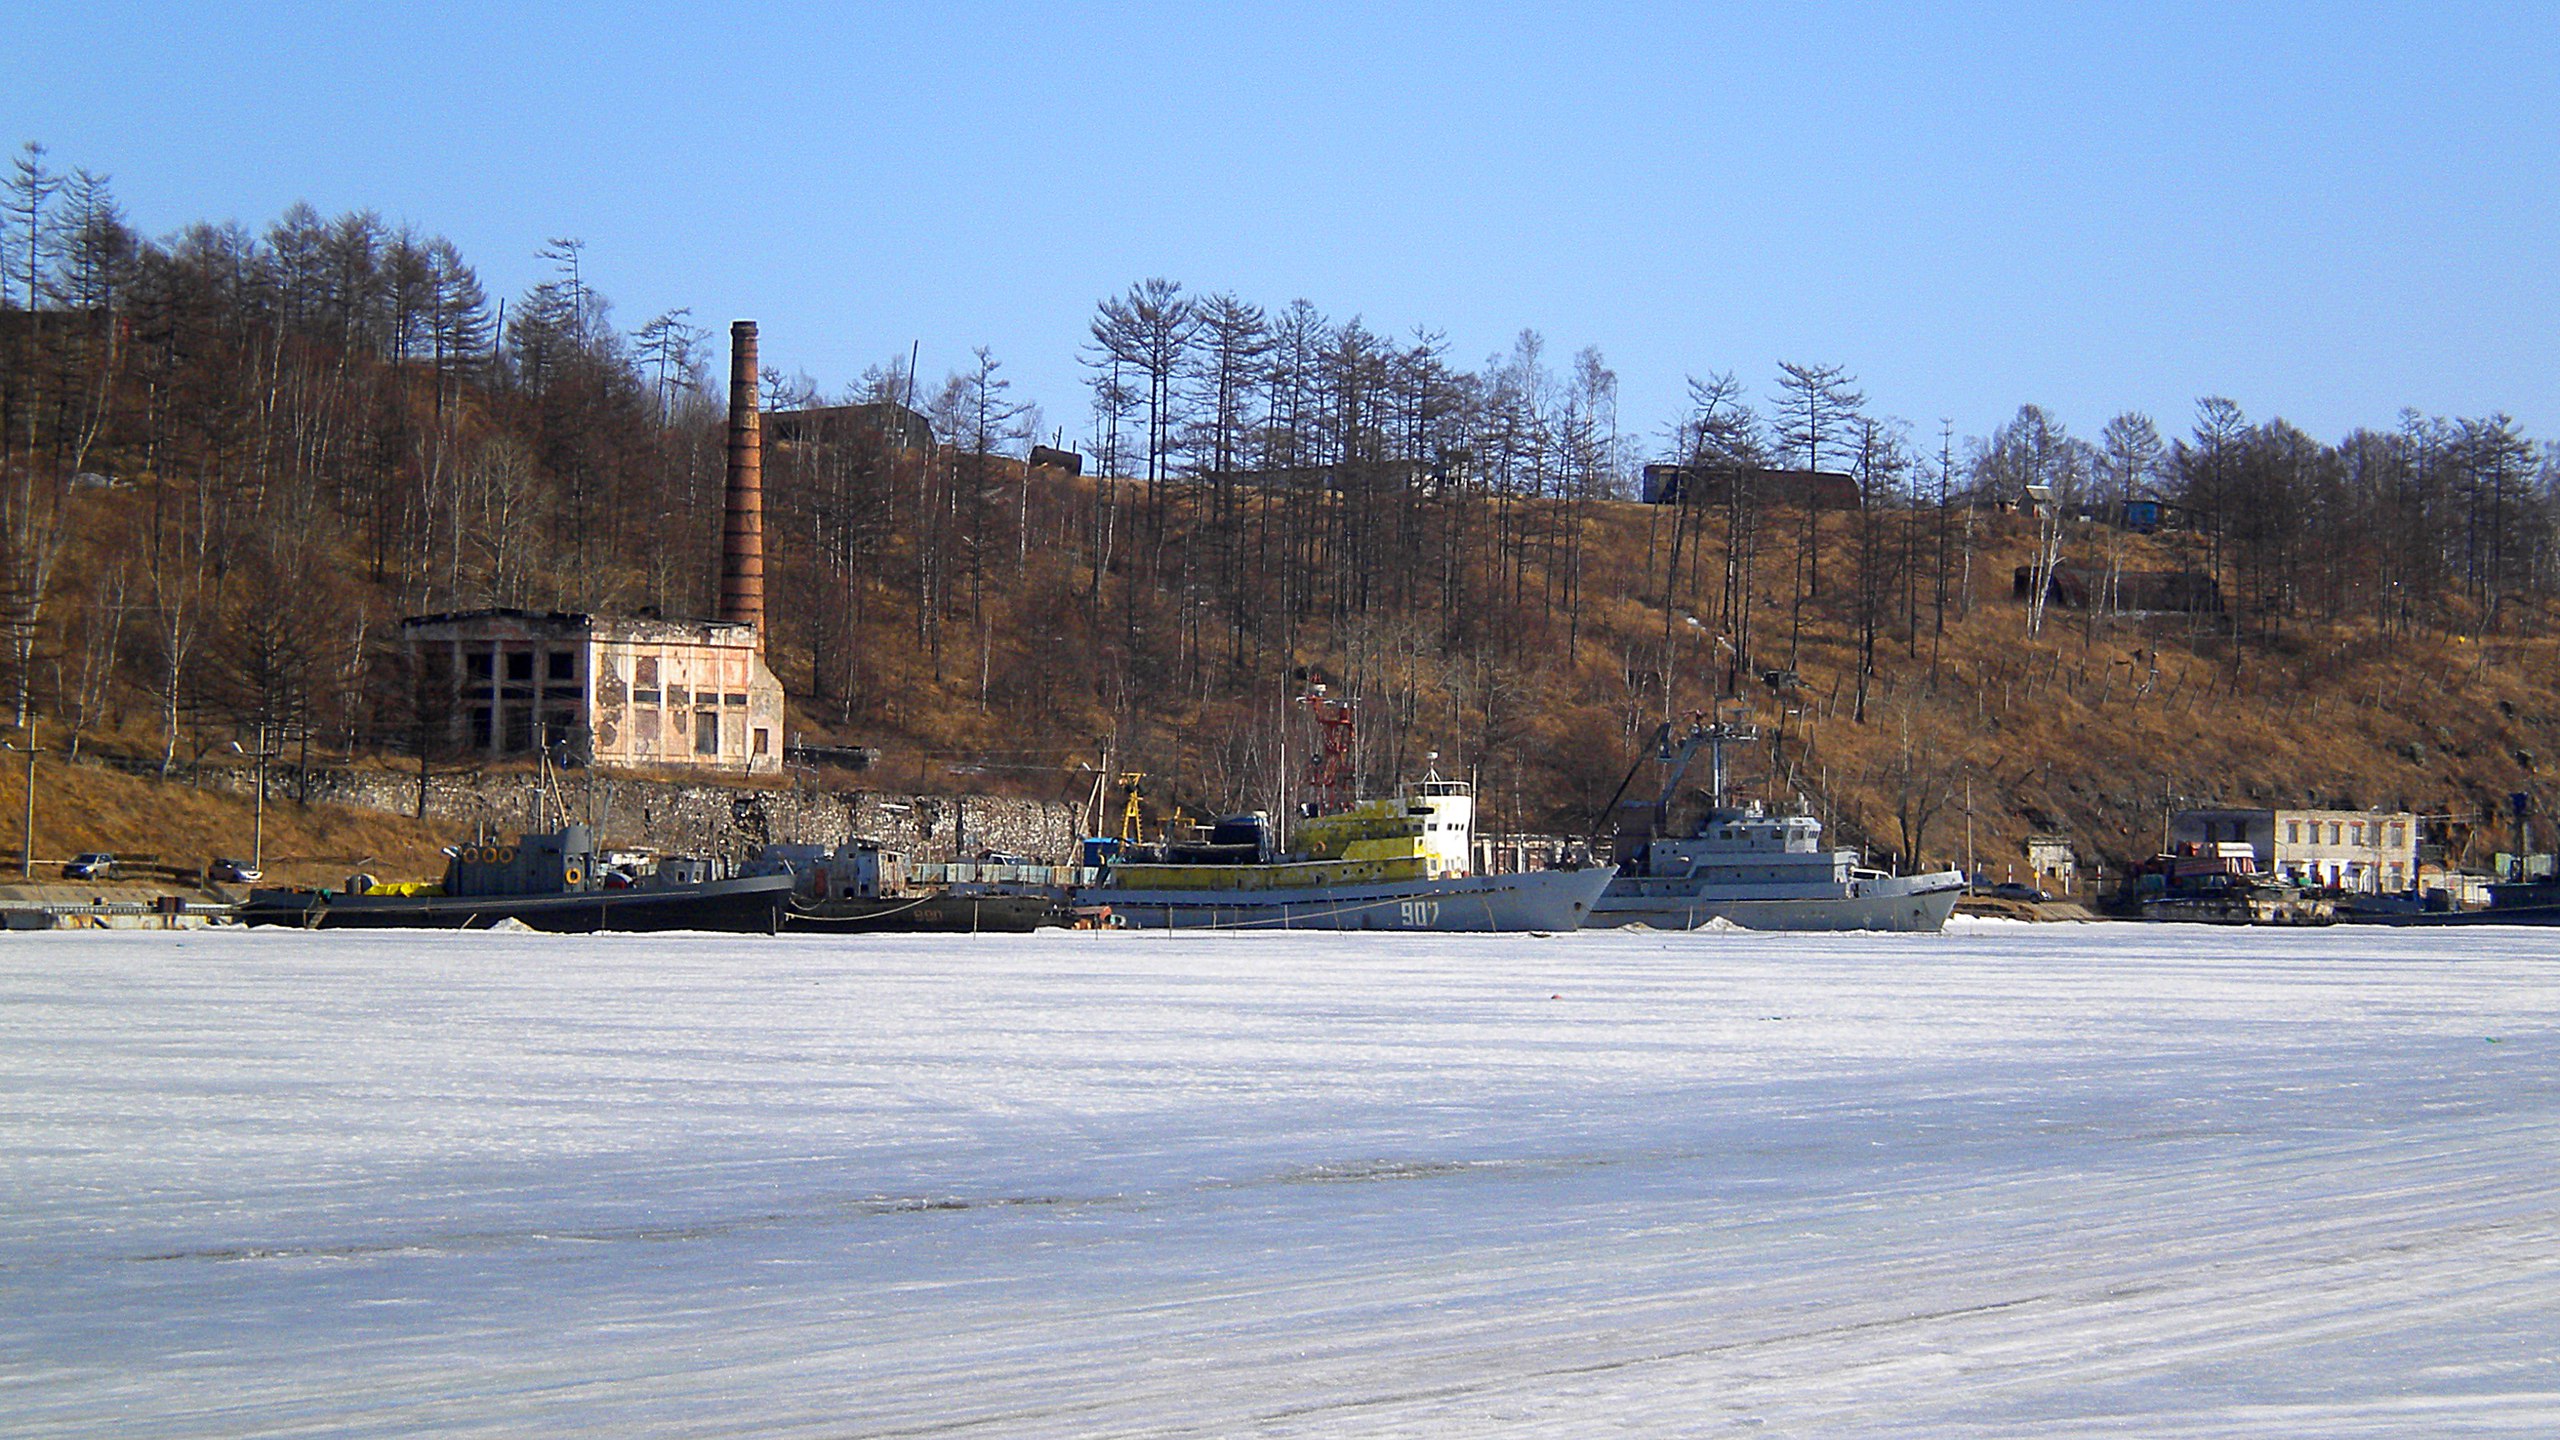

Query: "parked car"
(62, 853), (117, 881)
(1987, 881), (2051, 903)
(209, 857), (263, 884)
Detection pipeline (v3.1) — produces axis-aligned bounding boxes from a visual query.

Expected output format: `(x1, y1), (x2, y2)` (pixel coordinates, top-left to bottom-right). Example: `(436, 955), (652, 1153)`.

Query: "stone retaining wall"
(169, 762), (1081, 863)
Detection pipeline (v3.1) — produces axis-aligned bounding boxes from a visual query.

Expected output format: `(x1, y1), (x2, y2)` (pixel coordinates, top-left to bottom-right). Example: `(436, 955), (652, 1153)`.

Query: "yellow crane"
(1118, 773), (1148, 844)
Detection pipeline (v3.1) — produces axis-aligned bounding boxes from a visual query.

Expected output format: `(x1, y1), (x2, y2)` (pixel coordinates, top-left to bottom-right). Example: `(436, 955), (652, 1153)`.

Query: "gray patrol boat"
(1588, 717), (1965, 933)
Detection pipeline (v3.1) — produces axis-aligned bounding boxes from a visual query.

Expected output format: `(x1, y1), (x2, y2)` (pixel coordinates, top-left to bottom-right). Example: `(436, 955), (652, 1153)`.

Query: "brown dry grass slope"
(0, 756), (453, 888)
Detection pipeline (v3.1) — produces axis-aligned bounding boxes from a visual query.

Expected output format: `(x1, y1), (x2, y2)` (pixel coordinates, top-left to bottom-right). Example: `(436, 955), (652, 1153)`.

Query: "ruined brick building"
(402, 321), (786, 777)
(400, 610), (785, 774)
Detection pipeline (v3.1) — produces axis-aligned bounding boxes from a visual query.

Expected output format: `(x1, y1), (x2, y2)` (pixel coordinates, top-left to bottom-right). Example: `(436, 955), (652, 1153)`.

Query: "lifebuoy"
(494, 845), (517, 865)
(459, 845), (484, 865)
(563, 864), (584, 887)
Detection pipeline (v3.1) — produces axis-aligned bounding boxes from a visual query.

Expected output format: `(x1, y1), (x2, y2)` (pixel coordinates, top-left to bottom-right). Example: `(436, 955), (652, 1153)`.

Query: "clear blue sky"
(8, 2), (2554, 457)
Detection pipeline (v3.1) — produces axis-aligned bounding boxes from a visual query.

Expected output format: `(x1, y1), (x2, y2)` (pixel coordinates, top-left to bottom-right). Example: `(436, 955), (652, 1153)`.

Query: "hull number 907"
(1398, 900), (1441, 927)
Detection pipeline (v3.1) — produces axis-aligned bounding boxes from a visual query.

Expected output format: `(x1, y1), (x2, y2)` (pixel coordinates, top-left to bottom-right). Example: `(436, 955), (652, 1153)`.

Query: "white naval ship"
(1588, 717), (1965, 933)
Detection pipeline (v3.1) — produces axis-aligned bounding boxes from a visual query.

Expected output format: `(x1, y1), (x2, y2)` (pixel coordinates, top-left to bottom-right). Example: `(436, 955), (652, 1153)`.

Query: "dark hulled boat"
(2341, 879), (2560, 927)
(764, 839), (1072, 933)
(238, 825), (792, 932)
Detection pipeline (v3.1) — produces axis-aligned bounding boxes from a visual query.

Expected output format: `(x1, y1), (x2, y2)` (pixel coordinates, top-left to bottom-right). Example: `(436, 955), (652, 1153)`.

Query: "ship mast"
(1696, 713), (1759, 809)
(1591, 706), (1759, 845)
(1654, 711), (1759, 821)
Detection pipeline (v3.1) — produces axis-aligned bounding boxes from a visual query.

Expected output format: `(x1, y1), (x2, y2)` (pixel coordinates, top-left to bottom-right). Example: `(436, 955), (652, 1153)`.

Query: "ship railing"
(6, 898), (235, 917)
(1472, 833), (1588, 875)
(3, 898), (235, 929)
(910, 863), (1100, 888)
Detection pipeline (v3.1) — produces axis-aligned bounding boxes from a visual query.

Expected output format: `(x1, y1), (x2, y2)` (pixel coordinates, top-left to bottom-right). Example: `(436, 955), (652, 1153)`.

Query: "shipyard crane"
(1297, 686), (1356, 815)
(1117, 773), (1149, 844)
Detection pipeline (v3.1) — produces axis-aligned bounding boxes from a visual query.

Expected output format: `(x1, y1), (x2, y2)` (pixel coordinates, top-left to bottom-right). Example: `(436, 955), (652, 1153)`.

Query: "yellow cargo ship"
(1081, 776), (1613, 932)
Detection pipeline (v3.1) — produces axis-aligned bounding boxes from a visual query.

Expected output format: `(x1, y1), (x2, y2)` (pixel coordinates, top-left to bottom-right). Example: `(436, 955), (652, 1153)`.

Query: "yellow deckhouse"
(1108, 775), (1477, 892)
(1077, 690), (1614, 932)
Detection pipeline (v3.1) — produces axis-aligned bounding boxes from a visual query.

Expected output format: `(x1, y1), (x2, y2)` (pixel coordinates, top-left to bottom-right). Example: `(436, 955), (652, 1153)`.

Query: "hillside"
(831, 478), (2549, 879)
(871, 483), (2553, 881)
(6, 183), (2550, 882)
(27, 469), (2552, 886)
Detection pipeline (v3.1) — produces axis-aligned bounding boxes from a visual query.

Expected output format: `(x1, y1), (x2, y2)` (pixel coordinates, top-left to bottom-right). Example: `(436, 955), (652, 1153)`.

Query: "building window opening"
(505, 650), (534, 682)
(467, 651), (494, 681)
(752, 727), (769, 756)
(470, 707), (494, 749)
(547, 650), (576, 682)
(695, 711), (721, 755)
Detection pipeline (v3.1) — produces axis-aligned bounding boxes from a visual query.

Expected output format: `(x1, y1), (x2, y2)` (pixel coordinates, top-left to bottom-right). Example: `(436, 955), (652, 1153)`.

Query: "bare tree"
(1774, 361), (1864, 667)
(2097, 411), (2162, 623)
(1848, 417), (1910, 722)
(929, 347), (1031, 709)
(1977, 405), (2089, 638)
(2, 144), (70, 722)
(1088, 278), (1198, 595)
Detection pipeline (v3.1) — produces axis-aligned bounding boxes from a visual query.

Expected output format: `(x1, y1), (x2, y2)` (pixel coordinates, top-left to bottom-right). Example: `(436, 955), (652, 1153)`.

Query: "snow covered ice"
(4, 922), (2556, 1436)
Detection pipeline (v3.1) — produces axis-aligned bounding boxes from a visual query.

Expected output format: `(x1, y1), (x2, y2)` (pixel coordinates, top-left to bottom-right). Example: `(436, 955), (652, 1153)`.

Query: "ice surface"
(3, 924), (2556, 1436)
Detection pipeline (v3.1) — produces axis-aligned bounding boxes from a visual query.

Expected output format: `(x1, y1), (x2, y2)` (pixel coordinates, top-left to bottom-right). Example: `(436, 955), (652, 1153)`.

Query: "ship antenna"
(1705, 701), (1762, 813)
(1708, 723), (1729, 809)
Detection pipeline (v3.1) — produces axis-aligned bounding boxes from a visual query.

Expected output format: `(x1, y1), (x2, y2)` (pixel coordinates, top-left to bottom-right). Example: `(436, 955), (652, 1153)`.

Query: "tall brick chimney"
(720, 320), (764, 642)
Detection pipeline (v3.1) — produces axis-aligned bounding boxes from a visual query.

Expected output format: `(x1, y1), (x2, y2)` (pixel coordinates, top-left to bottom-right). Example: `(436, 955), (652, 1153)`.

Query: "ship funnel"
(720, 320), (765, 641)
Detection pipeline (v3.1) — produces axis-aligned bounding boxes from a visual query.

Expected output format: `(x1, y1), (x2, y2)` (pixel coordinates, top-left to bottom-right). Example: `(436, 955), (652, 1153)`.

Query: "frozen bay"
(3, 923), (2555, 1436)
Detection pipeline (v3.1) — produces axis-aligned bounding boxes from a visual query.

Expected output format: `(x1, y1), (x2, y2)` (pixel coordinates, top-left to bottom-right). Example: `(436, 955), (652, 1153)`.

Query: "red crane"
(1297, 686), (1355, 815)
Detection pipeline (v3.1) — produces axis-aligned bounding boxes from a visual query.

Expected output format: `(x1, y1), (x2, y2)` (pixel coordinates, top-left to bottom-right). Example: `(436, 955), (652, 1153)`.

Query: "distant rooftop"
(399, 608), (762, 643)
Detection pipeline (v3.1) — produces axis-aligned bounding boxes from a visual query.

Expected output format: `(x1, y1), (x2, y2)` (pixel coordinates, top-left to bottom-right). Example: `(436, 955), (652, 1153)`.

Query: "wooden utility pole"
(233, 728), (277, 875)
(253, 728), (269, 875)
(17, 719), (34, 877)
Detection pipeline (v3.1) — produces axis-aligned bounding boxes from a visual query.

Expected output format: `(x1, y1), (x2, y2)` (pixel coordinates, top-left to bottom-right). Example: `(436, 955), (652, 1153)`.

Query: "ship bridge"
(1697, 805), (1824, 855)
(1406, 773), (1475, 879)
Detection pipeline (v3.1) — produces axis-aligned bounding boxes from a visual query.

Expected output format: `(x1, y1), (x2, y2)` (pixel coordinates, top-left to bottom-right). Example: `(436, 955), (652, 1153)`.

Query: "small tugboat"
(237, 824), (793, 932)
(760, 839), (1072, 933)
(2113, 845), (2335, 925)
(1076, 689), (1615, 931)
(1586, 716), (1966, 932)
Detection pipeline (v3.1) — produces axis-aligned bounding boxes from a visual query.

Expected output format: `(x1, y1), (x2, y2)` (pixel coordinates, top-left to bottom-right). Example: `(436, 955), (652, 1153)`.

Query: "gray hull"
(1590, 875), (1965, 933)
(1083, 866), (1616, 932)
